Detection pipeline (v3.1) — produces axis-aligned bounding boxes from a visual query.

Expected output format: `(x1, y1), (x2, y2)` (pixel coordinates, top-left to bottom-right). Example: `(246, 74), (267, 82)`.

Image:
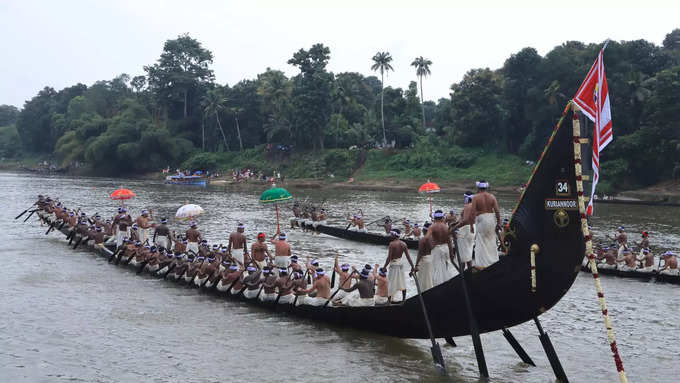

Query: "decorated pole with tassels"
(572, 103), (628, 383)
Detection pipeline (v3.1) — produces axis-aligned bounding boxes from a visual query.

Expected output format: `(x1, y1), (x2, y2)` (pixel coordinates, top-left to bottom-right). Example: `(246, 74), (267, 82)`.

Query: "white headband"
(476, 181), (489, 188)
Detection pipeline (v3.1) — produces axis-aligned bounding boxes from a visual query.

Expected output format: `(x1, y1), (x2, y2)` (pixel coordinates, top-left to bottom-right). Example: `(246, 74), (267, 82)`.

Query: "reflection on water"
(1, 172), (679, 382)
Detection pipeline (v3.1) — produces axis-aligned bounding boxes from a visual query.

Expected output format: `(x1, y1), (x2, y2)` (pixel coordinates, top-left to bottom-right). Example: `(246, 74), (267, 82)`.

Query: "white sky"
(1, 0), (678, 108)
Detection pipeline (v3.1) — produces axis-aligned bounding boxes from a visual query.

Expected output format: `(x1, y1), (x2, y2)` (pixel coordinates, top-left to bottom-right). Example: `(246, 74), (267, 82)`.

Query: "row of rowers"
(593, 227), (678, 275)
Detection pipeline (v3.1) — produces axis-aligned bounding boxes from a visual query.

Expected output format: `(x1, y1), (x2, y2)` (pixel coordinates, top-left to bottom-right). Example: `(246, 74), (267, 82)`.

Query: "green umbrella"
(259, 186), (293, 234)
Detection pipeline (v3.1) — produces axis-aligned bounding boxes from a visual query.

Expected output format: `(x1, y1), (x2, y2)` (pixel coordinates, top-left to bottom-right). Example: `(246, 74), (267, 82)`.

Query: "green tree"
(145, 34), (215, 119)
(0, 105), (20, 126)
(411, 56), (432, 130)
(230, 106), (244, 151)
(201, 88), (229, 151)
(371, 51), (393, 145)
(288, 43), (333, 150)
(16, 86), (56, 152)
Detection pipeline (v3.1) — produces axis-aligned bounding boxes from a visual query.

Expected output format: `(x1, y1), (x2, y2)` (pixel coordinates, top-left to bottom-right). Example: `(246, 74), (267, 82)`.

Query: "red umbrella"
(418, 181), (440, 215)
(110, 188), (135, 206)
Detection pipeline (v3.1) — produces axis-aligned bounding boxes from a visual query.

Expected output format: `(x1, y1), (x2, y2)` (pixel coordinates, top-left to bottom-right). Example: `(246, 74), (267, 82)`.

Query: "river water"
(1, 172), (679, 382)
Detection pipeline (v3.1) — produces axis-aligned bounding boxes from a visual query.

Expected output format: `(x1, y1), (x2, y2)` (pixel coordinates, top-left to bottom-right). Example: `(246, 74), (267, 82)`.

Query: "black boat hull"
(298, 221), (420, 249)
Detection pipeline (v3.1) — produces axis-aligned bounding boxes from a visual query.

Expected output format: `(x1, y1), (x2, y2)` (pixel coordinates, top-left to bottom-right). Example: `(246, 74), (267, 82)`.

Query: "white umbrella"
(175, 204), (204, 220)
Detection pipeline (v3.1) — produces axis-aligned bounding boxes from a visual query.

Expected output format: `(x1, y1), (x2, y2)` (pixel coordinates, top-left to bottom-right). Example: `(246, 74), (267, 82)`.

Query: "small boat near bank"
(165, 174), (209, 186)
(580, 264), (680, 284)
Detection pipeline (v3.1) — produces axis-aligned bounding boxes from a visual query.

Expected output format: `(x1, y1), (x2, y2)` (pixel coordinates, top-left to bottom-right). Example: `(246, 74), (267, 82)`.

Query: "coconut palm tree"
(201, 89), (229, 151)
(411, 56), (432, 130)
(230, 106), (245, 151)
(371, 51), (393, 146)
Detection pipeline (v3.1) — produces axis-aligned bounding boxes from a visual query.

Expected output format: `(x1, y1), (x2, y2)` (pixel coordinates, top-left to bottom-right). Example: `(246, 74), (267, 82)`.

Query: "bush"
(0, 125), (22, 158)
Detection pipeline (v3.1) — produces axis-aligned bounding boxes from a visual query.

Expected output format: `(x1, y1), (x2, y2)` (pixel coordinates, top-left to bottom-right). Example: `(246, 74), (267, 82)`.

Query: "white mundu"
(457, 224), (475, 263)
(155, 235), (169, 250)
(231, 248), (244, 265)
(139, 228), (149, 244)
(116, 228), (128, 248)
(243, 288), (260, 299)
(431, 244), (457, 286)
(416, 254), (433, 291)
(474, 213), (499, 268)
(387, 256), (406, 297)
(348, 296), (375, 307)
(186, 241), (199, 255)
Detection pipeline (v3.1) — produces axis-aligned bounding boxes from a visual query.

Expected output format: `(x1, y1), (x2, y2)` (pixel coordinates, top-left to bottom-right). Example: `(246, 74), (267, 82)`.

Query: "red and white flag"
(573, 46), (612, 216)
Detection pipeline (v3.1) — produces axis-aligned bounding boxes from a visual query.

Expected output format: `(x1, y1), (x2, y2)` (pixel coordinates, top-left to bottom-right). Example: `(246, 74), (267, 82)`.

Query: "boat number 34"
(555, 180), (570, 196)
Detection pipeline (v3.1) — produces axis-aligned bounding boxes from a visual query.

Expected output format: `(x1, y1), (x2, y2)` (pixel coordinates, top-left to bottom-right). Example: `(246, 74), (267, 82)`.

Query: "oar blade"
(430, 343), (447, 376)
(15, 209), (28, 220)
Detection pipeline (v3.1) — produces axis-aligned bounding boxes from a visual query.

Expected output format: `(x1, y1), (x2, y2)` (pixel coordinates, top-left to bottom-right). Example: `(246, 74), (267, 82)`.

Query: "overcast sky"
(1, 0), (678, 108)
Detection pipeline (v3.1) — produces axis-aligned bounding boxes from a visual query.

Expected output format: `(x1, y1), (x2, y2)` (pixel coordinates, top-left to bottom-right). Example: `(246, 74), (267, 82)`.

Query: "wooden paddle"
(292, 269), (310, 306)
(72, 235), (84, 249)
(23, 209), (39, 222)
(411, 272), (447, 375)
(15, 203), (36, 220)
(323, 270), (358, 307)
(45, 221), (55, 235)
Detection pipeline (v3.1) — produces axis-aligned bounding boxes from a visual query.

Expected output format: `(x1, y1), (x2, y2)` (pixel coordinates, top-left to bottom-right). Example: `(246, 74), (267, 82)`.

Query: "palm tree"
(201, 89), (229, 151)
(371, 51), (393, 146)
(230, 106), (245, 151)
(411, 56), (432, 130)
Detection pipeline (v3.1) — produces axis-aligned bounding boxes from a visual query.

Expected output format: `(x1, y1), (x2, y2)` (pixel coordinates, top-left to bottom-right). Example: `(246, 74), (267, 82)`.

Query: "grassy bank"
(181, 144), (534, 187)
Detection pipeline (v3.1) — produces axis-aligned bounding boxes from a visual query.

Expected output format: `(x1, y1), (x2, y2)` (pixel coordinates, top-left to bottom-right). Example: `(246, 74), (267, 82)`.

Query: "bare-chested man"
(339, 268), (375, 306)
(298, 267), (331, 306)
(93, 226), (106, 246)
(242, 266), (263, 299)
(461, 181), (501, 268)
(194, 256), (218, 287)
(259, 267), (279, 302)
(453, 192), (476, 270)
(251, 232), (273, 269)
(185, 221), (201, 255)
(275, 268), (296, 304)
(636, 230), (650, 262)
(402, 219), (412, 237)
(612, 226), (627, 260)
(289, 255), (302, 273)
(412, 223), (422, 239)
(290, 202), (301, 228)
(349, 215), (366, 233)
(414, 222), (433, 291)
(445, 209), (458, 233)
(154, 218), (171, 250)
(332, 255), (353, 303)
(271, 232), (291, 273)
(374, 266), (389, 305)
(228, 223), (248, 266)
(114, 208), (132, 249)
(383, 229), (415, 303)
(659, 251), (678, 276)
(619, 249), (637, 272)
(430, 210), (458, 286)
(382, 218), (392, 235)
(136, 210), (153, 244)
(638, 248), (655, 273)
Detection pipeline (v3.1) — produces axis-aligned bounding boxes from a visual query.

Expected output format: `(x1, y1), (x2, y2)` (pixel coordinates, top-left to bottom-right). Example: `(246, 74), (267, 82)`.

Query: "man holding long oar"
(383, 229), (416, 303)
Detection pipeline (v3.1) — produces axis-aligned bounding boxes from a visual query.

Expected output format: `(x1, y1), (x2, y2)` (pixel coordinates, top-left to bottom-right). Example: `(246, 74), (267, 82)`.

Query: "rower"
(292, 270), (307, 304)
(168, 253), (189, 281)
(349, 215), (367, 233)
(250, 232), (272, 269)
(599, 246), (617, 269)
(93, 226), (106, 246)
(174, 237), (187, 254)
(430, 210), (457, 286)
(217, 264), (240, 293)
(383, 229), (416, 303)
(185, 222), (201, 256)
(639, 249), (655, 273)
(445, 209), (458, 233)
(339, 269), (375, 307)
(402, 219), (412, 237)
(103, 219), (113, 236)
(184, 256), (204, 284)
(242, 266), (263, 299)
(129, 224), (139, 242)
(275, 268), (295, 304)
(154, 218), (171, 250)
(298, 268), (331, 306)
(412, 223), (422, 239)
(374, 267), (389, 306)
(271, 232), (291, 273)
(215, 262), (234, 292)
(636, 230), (650, 259)
(195, 256), (217, 287)
(659, 251), (679, 276)
(259, 267), (279, 302)
(228, 263), (247, 295)
(145, 247), (165, 273)
(414, 222), (433, 291)
(290, 202), (301, 228)
(618, 249), (637, 272)
(198, 240), (210, 257)
(467, 180), (501, 268)
(382, 218), (392, 234)
(332, 255), (353, 303)
(317, 209), (328, 225)
(228, 222), (248, 266)
(612, 226), (628, 260)
(453, 191), (476, 270)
